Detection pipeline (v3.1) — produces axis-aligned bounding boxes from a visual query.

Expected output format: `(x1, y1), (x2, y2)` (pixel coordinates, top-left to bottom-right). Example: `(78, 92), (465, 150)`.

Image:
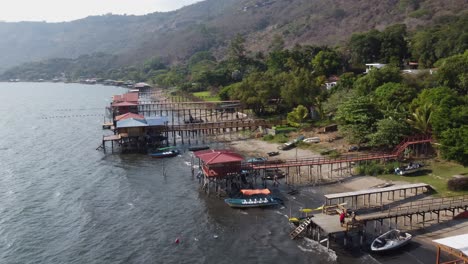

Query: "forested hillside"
(0, 0), (466, 73)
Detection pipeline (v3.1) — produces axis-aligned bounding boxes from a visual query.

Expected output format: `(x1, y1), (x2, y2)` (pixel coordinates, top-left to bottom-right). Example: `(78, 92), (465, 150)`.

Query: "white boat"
(394, 163), (423, 175)
(371, 229), (412, 252)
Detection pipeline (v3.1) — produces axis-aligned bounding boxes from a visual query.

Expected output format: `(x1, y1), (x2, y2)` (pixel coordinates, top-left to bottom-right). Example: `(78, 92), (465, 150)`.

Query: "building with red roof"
(194, 150), (244, 177)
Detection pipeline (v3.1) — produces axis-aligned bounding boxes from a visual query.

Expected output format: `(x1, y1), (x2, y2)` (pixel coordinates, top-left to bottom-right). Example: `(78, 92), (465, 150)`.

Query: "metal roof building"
(433, 233), (468, 264)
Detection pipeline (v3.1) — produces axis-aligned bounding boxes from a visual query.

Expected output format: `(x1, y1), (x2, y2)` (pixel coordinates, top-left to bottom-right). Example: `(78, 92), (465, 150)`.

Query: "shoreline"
(226, 138), (467, 263)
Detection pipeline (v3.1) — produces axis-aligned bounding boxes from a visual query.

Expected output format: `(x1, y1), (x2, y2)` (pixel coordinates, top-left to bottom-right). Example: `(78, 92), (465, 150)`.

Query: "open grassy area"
(192, 91), (220, 102)
(375, 160), (468, 197)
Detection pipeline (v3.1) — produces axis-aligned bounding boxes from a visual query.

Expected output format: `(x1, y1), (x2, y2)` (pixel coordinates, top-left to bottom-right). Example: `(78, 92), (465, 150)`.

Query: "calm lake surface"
(0, 82), (434, 264)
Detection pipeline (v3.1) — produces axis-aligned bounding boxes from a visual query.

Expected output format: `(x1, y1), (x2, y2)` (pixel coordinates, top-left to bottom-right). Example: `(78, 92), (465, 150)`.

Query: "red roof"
(115, 112), (145, 121)
(112, 101), (138, 107)
(194, 149), (244, 165)
(112, 93), (139, 104)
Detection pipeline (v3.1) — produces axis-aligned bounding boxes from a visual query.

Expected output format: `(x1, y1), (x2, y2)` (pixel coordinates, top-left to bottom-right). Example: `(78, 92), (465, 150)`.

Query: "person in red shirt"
(339, 211), (346, 226)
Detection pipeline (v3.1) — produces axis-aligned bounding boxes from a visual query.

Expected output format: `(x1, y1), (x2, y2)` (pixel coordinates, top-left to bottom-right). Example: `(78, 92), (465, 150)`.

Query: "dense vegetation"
(1, 4), (466, 166)
(142, 14), (467, 165)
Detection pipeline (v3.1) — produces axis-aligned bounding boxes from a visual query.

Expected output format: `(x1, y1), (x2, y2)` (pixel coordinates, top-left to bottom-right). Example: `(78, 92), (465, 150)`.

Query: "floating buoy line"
(40, 114), (105, 119)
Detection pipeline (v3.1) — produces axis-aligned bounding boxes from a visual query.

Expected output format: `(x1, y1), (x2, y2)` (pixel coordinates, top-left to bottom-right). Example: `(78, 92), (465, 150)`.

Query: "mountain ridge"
(0, 0), (466, 73)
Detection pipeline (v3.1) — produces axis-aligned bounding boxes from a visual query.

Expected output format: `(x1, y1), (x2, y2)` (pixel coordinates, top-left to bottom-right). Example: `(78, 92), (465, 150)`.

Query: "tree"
(435, 51), (468, 95)
(311, 50), (342, 76)
(379, 24), (408, 65)
(228, 34), (248, 73)
(188, 51), (216, 69)
(279, 68), (321, 108)
(439, 126), (468, 165)
(287, 105), (309, 127)
(374, 82), (417, 108)
(406, 103), (433, 135)
(335, 96), (382, 144)
(349, 30), (381, 65)
(369, 118), (410, 148)
(229, 71), (281, 114)
(354, 66), (402, 95)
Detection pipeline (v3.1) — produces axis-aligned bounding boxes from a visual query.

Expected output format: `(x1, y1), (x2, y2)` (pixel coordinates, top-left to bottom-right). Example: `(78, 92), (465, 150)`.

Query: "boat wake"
(299, 237), (338, 263)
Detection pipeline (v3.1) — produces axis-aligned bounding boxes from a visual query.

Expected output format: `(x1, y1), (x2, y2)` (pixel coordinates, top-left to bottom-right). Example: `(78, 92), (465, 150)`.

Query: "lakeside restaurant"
(194, 150), (246, 195)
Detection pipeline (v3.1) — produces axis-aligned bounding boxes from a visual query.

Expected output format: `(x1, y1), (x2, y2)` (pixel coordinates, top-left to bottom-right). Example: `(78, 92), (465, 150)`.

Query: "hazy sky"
(0, 0), (204, 22)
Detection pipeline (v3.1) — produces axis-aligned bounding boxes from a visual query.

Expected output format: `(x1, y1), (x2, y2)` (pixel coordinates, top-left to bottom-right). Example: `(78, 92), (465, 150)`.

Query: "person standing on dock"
(273, 175), (280, 187)
(339, 210), (346, 227)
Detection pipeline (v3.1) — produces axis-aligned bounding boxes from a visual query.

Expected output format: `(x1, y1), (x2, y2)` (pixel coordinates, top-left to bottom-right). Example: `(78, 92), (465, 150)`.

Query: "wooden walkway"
(357, 194), (468, 225)
(162, 119), (285, 132)
(245, 135), (433, 184)
(324, 183), (433, 209)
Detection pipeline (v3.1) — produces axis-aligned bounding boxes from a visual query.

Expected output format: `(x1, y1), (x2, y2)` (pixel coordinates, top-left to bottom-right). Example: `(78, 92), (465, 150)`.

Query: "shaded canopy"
(241, 189), (271, 195)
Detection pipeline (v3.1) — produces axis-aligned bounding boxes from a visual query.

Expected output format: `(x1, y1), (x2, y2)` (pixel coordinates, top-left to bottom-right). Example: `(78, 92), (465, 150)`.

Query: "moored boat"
(149, 149), (180, 158)
(188, 146), (210, 151)
(394, 163), (423, 175)
(224, 189), (280, 208)
(371, 229), (412, 252)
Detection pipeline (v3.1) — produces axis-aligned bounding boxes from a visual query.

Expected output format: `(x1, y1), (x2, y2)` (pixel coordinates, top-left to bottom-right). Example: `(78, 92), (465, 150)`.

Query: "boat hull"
(188, 146), (210, 151)
(149, 150), (180, 158)
(224, 197), (280, 208)
(371, 230), (412, 252)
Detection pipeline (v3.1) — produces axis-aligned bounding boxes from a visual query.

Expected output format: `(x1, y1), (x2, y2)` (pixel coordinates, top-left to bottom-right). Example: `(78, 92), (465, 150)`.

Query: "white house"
(365, 63), (386, 74)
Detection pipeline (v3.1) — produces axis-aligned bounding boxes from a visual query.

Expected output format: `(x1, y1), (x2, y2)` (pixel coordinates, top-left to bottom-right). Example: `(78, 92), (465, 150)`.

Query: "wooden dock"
(290, 193), (468, 250)
(356, 194), (468, 228)
(324, 183), (433, 209)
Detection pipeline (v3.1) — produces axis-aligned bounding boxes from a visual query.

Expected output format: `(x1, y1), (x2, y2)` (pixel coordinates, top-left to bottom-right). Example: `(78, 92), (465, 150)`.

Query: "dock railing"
(386, 194), (468, 217)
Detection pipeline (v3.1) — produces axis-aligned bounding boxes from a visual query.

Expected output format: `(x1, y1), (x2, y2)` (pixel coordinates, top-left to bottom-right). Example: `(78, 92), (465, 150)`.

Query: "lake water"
(0, 82), (435, 264)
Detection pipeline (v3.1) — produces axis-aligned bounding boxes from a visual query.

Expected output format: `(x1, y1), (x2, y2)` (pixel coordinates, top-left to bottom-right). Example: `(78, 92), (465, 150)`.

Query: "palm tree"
(407, 103), (433, 135)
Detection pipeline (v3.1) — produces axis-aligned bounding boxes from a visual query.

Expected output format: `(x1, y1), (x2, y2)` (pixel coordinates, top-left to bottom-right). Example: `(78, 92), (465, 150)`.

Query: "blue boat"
(224, 189), (280, 208)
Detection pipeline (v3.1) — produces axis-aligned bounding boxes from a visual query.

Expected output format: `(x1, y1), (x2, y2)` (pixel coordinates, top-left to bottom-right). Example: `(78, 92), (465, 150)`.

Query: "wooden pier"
(248, 135), (432, 185)
(324, 183), (433, 209)
(356, 194), (468, 229)
(290, 190), (468, 250)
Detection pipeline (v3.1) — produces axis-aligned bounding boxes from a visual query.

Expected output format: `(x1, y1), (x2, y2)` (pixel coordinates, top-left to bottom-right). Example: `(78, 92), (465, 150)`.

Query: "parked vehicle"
(247, 157), (268, 163)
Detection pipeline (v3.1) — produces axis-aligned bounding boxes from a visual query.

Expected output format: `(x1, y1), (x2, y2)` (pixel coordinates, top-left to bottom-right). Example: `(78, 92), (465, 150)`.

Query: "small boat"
(394, 163), (423, 175)
(278, 135), (305, 150)
(371, 229), (412, 252)
(267, 151), (279, 157)
(188, 146), (210, 151)
(149, 149), (180, 158)
(224, 189), (280, 208)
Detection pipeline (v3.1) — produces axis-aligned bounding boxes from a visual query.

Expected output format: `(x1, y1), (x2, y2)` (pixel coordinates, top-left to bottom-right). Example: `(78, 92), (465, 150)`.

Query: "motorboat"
(224, 189), (281, 208)
(394, 163), (423, 175)
(188, 146), (210, 151)
(371, 229), (412, 252)
(149, 148), (180, 158)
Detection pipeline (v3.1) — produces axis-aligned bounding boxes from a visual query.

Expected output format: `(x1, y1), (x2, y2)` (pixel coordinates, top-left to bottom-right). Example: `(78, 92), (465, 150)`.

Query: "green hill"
(0, 0), (466, 74)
